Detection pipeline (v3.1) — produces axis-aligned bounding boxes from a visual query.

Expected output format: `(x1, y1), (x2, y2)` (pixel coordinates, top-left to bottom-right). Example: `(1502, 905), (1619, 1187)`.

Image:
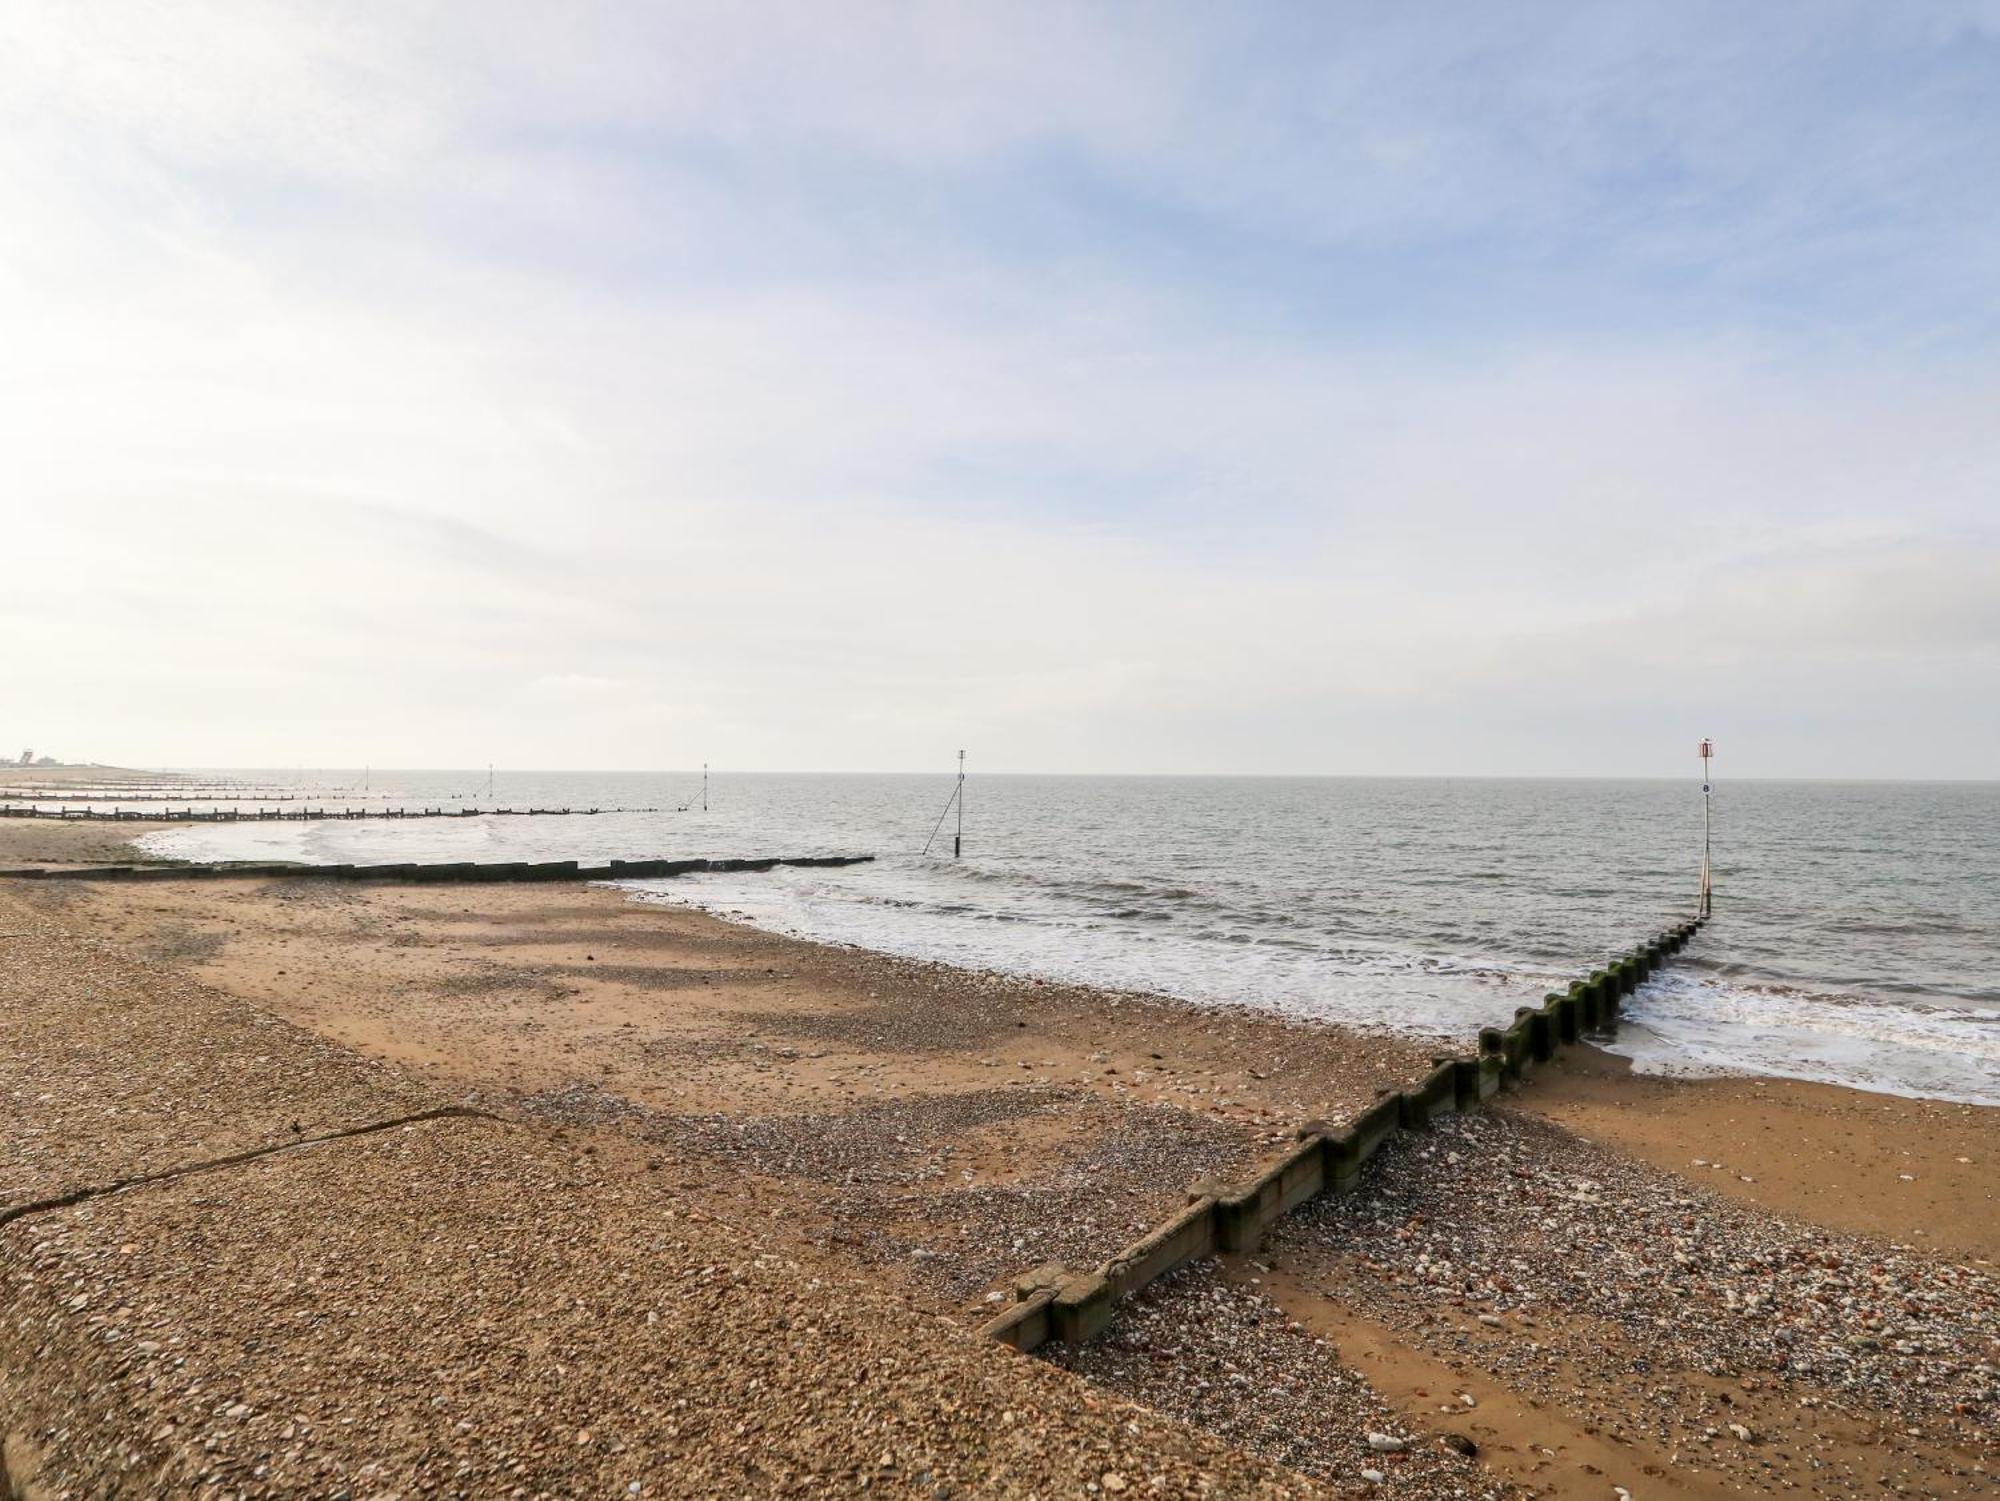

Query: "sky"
(3, 2), (1997, 777)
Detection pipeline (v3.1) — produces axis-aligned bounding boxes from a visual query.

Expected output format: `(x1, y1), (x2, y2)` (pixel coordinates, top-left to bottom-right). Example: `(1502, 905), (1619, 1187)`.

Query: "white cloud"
(2, 3), (1996, 776)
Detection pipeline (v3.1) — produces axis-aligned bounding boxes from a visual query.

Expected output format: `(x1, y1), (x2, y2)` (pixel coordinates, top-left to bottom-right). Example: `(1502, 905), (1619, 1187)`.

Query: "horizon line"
(118, 766), (2000, 785)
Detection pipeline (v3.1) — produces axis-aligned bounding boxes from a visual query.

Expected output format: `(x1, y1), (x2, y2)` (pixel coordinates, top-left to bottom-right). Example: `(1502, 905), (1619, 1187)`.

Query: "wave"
(1612, 970), (2000, 1106)
(138, 771), (2000, 1107)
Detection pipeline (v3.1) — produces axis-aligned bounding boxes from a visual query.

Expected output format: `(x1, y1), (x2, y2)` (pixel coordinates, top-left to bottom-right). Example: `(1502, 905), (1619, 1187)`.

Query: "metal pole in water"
(953, 749), (964, 859)
(1698, 737), (1714, 916)
(703, 762), (708, 812)
(487, 763), (494, 801)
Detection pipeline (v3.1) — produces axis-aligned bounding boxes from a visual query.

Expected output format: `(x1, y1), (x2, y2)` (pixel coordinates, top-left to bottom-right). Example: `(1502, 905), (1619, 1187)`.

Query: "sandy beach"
(1, 823), (1994, 1497)
(17, 6), (1999, 1493)
(0, 766), (193, 868)
(0, 819), (191, 868)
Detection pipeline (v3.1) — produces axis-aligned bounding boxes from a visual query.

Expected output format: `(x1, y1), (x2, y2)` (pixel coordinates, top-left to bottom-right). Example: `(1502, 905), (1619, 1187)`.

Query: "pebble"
(1265, 1110), (1996, 1496)
(0, 892), (1343, 1500)
(1058, 1264), (1502, 1497)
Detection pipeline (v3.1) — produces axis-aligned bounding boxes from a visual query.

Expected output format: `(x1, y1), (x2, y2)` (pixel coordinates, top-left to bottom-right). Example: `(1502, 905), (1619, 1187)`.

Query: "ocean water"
(131, 772), (2000, 1106)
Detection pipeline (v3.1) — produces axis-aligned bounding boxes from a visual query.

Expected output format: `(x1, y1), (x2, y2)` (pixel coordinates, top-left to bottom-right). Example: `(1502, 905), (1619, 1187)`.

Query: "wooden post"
(1698, 737), (1714, 916)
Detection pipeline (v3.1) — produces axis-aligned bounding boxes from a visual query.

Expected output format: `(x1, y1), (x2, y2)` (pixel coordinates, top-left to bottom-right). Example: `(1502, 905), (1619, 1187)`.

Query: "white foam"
(622, 863), (1557, 1040)
(138, 775), (2000, 1110)
(1609, 969), (2000, 1106)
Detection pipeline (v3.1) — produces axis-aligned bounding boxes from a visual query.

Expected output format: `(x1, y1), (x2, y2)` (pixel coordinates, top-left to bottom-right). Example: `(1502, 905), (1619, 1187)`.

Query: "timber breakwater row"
(0, 804), (659, 822)
(982, 913), (1710, 1354)
(1, 792), (302, 802)
(0, 854), (873, 882)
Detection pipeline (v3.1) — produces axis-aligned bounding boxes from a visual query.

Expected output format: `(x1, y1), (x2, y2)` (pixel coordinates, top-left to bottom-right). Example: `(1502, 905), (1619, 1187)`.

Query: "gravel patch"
(550, 961), (759, 991)
(660, 1087), (1077, 1187)
(1, 1115), (1336, 1498)
(130, 920), (230, 964)
(1053, 1262), (1513, 1500)
(430, 962), (576, 1000)
(517, 1082), (1271, 1309)
(876, 1104), (1271, 1305)
(725, 1002), (1019, 1053)
(263, 879), (361, 908)
(1271, 1109), (1998, 1494)
(0, 899), (442, 1211)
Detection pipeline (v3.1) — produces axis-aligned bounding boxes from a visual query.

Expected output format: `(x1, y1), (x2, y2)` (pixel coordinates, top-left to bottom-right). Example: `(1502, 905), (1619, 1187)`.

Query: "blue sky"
(3, 2), (1997, 774)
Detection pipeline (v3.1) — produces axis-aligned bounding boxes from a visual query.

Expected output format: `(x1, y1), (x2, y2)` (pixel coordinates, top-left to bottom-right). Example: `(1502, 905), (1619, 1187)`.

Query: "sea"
(120, 771), (1999, 1107)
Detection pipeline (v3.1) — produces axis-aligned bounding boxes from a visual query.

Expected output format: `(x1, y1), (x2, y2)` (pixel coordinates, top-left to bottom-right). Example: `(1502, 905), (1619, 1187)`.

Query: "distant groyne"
(0, 792), (319, 803)
(0, 855), (873, 882)
(0, 804), (660, 823)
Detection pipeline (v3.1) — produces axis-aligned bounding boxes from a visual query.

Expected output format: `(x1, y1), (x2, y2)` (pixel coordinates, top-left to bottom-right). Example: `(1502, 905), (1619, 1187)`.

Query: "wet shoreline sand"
(1, 825), (1993, 1496)
(0, 816), (189, 869)
(1516, 1046), (1996, 1259)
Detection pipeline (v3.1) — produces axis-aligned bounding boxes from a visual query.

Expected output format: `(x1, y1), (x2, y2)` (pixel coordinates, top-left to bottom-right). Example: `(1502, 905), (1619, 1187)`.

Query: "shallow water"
(138, 771), (2000, 1105)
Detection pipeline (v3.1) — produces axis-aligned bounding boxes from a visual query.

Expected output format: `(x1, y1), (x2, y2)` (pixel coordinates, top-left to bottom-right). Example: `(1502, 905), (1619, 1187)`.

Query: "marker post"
(1698, 738), (1714, 916)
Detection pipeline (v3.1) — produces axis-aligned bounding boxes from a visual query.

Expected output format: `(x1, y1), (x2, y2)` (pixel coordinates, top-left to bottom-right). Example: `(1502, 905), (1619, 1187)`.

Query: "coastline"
(1, 834), (1994, 1495)
(1518, 1045), (1996, 1259)
(0, 816), (188, 868)
(23, 815), (1994, 1251)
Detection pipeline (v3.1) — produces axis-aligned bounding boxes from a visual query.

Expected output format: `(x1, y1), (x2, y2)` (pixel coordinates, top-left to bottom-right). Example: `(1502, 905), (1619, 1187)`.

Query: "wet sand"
(1517, 1046), (1997, 1260)
(2, 840), (1994, 1497)
(49, 873), (1444, 1317)
(0, 818), (185, 868)
(0, 767), (203, 866)
(0, 875), (1335, 1499)
(1076, 1106), (1995, 1499)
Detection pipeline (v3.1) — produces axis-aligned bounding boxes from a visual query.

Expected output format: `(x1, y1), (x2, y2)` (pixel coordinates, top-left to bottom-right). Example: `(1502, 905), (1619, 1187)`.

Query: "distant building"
(17, 750), (30, 766)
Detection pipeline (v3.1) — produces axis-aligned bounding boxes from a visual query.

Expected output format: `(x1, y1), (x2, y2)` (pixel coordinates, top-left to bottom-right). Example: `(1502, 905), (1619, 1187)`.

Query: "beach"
(1, 820), (1993, 1497)
(128, 771), (2000, 1110)
(17, 4), (1999, 1493)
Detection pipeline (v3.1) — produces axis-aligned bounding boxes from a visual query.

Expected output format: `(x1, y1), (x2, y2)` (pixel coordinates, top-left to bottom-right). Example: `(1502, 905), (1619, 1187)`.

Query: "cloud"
(1, 3), (1996, 775)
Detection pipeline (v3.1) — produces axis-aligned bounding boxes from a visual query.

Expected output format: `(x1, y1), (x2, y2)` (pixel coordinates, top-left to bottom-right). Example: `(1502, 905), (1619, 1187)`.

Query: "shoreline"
(1517, 1044), (1996, 1259)
(0, 815), (189, 868)
(32, 811), (1998, 1117)
(8, 815), (1996, 1247)
(1, 830), (1994, 1494)
(135, 802), (2000, 1112)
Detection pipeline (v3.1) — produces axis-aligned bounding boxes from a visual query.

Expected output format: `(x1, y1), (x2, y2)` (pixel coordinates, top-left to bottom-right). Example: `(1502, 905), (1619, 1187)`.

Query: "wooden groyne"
(0, 805), (661, 823)
(981, 914), (1709, 1353)
(0, 788), (258, 800)
(0, 855), (872, 883)
(0, 792), (314, 803)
